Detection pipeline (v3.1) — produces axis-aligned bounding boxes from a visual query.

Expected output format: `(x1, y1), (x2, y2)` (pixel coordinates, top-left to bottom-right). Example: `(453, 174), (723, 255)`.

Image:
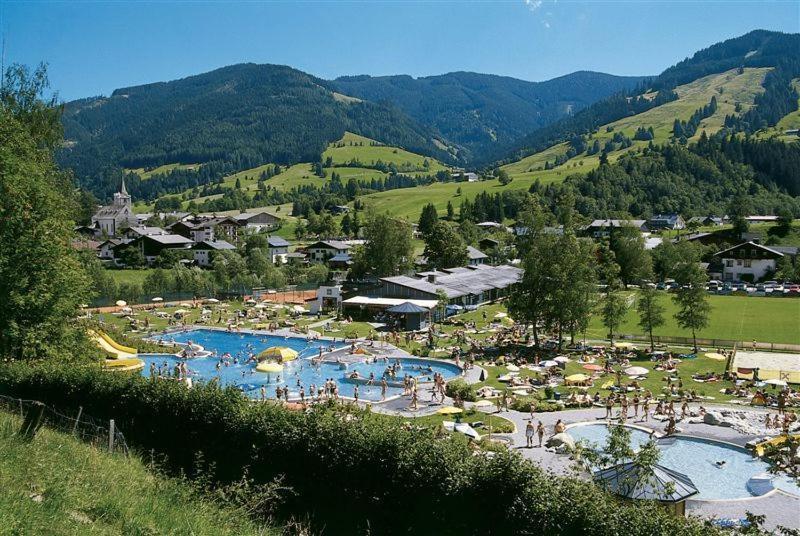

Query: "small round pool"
(569, 423), (800, 500)
(140, 329), (461, 402)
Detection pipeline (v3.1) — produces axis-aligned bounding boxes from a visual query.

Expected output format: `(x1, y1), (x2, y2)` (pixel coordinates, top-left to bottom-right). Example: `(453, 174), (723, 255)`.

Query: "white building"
(714, 242), (784, 282)
(91, 179), (138, 236)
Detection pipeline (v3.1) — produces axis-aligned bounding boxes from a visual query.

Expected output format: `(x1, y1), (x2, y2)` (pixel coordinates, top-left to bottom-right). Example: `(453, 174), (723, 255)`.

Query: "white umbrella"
(494, 312), (508, 318)
(151, 297), (163, 302)
(115, 300), (127, 307)
(764, 379), (787, 387)
(540, 360), (558, 368)
(205, 298), (219, 303)
(292, 305), (307, 313)
(625, 366), (649, 376)
(554, 355), (570, 364)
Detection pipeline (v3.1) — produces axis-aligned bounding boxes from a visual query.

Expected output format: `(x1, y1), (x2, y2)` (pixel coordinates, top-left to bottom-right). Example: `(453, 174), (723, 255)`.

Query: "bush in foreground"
(0, 362), (716, 535)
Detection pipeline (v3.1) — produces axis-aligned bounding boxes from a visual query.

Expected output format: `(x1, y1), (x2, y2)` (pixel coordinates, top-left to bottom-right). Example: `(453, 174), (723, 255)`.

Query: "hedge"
(0, 362), (717, 535)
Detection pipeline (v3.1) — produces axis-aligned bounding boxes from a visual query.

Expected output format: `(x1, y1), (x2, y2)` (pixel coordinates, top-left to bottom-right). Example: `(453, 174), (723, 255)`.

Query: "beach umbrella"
(473, 400), (494, 410)
(705, 352), (726, 361)
(437, 406), (463, 415)
(258, 346), (299, 362)
(625, 366), (650, 376)
(601, 380), (615, 389)
(583, 364), (604, 371)
(115, 300), (127, 307)
(554, 355), (570, 364)
(540, 360), (558, 368)
(256, 362), (283, 373)
(565, 373), (589, 383)
(151, 297), (163, 302)
(764, 379), (787, 387)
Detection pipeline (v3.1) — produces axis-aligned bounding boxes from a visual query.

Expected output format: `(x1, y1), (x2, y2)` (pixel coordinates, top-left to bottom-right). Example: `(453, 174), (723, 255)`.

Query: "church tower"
(113, 177), (132, 208)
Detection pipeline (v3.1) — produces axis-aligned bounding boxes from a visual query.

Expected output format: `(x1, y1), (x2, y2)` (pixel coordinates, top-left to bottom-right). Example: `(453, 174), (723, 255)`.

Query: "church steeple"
(113, 177), (132, 207)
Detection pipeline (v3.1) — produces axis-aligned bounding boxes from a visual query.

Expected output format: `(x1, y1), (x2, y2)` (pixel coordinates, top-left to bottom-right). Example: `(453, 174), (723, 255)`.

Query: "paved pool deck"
(374, 397), (800, 530)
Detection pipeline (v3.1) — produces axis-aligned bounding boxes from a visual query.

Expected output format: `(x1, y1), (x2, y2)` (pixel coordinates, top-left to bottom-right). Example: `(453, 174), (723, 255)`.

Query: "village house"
(114, 234), (194, 266)
(466, 245), (488, 266)
(306, 240), (351, 263)
(192, 239), (237, 267)
(267, 236), (291, 263)
(713, 241), (796, 282)
(583, 219), (649, 239)
(232, 211), (282, 231)
(648, 214), (686, 231)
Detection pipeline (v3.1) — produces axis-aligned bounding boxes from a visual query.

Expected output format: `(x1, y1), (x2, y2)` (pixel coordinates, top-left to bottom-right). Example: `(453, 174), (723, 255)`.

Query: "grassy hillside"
(126, 162), (201, 180)
(323, 132), (448, 172)
(143, 132), (444, 212)
(0, 410), (272, 535)
(502, 67), (770, 181)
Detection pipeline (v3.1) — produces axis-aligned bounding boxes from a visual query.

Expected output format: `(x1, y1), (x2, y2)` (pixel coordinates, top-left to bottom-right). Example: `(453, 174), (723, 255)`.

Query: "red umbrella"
(582, 364), (604, 371)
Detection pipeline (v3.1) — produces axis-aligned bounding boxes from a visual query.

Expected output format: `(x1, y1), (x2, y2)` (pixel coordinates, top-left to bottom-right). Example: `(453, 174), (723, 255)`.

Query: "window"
(736, 259), (743, 266)
(725, 259), (733, 267)
(744, 259), (752, 268)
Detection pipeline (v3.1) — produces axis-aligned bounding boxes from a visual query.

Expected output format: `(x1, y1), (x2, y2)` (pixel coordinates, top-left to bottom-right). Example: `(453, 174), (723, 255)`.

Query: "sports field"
(585, 292), (800, 345)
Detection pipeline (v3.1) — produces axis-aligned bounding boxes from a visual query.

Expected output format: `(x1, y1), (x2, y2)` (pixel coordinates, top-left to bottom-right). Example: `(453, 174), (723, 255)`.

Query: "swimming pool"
(569, 423), (800, 500)
(141, 328), (462, 402)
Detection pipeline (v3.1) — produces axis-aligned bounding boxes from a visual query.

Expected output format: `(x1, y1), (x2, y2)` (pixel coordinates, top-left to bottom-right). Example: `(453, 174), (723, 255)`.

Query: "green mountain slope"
(502, 67), (771, 181)
(60, 63), (452, 202)
(333, 70), (646, 161)
(500, 30), (800, 166)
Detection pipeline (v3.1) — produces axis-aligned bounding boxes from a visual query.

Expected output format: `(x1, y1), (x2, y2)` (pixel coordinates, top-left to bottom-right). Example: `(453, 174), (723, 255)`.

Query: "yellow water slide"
(89, 330), (137, 359)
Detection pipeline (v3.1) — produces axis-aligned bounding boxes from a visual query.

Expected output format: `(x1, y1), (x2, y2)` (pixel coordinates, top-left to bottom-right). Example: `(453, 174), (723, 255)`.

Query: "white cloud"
(525, 0), (543, 12)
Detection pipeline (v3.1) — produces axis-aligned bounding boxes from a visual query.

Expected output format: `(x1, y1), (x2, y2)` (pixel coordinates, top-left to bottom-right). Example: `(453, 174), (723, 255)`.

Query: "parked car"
(785, 284), (800, 296)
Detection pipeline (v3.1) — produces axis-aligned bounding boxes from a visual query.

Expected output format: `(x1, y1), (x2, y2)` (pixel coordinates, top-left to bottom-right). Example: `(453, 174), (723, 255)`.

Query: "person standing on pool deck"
(526, 421), (535, 448)
(537, 421), (545, 447)
(260, 386), (266, 402)
(353, 385), (359, 403)
(605, 395), (614, 419)
(381, 378), (388, 400)
(632, 395), (640, 418)
(641, 397), (650, 422)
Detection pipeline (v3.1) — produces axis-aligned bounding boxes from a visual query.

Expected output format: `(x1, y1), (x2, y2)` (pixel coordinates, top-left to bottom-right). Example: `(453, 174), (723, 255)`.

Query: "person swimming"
(715, 461), (726, 468)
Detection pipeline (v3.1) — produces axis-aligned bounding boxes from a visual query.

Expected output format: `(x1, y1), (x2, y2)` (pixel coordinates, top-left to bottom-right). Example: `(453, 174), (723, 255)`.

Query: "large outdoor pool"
(569, 423), (800, 500)
(141, 329), (462, 402)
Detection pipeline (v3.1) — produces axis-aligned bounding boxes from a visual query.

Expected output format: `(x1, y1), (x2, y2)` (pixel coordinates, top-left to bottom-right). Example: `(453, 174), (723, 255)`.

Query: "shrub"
(445, 378), (477, 402)
(0, 362), (716, 535)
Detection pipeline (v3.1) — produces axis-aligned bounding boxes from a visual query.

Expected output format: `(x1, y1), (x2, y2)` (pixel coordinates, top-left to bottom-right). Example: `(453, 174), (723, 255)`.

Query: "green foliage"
(0, 362), (716, 535)
(673, 256), (711, 350)
(444, 378), (476, 402)
(0, 71), (92, 361)
(637, 287), (666, 349)
(423, 222), (468, 269)
(349, 212), (414, 278)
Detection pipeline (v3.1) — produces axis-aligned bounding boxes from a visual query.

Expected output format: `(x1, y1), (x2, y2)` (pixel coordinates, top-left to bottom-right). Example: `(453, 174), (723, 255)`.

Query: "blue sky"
(3, 1), (799, 101)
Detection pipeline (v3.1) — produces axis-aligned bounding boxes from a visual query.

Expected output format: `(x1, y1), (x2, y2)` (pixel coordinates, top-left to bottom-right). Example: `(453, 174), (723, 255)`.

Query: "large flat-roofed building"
(379, 264), (522, 306)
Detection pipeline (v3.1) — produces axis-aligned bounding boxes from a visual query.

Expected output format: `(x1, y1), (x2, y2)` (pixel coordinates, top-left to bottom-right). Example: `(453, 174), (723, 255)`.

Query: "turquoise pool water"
(569, 423), (800, 500)
(141, 328), (461, 402)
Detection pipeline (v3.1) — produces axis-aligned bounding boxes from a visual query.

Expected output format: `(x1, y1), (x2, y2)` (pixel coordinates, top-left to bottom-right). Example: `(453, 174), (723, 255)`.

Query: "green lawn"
(0, 410), (272, 535)
(106, 269), (150, 287)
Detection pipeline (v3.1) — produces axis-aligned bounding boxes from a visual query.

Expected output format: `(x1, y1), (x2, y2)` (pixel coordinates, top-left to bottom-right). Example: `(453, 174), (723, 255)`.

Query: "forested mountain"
(501, 30), (800, 165)
(60, 63), (452, 200)
(332, 71), (645, 161)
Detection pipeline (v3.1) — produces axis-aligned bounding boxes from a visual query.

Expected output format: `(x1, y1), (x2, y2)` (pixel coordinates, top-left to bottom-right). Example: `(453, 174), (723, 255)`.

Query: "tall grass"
(0, 410), (276, 535)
